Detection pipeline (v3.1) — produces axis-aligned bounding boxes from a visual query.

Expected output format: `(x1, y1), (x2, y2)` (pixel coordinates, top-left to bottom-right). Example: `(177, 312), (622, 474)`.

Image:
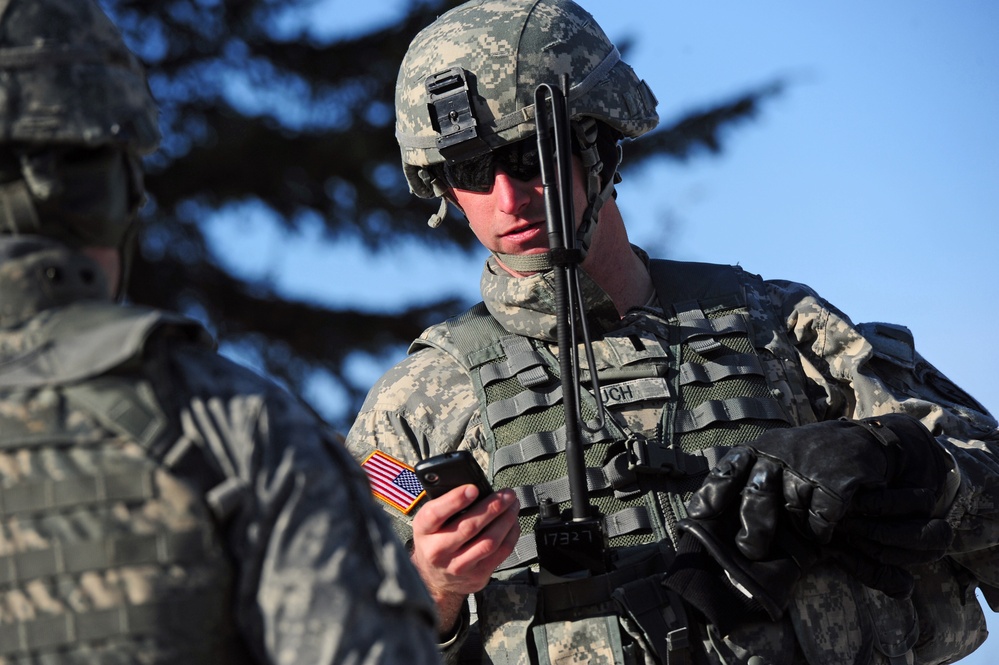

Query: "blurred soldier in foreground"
(0, 0), (439, 662)
(346, 0), (999, 663)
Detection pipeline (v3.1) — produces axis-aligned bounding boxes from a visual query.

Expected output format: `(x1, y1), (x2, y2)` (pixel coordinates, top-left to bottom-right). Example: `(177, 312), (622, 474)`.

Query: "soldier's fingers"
(412, 484), (484, 535)
(736, 459), (782, 560)
(480, 507), (523, 572)
(686, 446), (755, 519)
(449, 493), (521, 578)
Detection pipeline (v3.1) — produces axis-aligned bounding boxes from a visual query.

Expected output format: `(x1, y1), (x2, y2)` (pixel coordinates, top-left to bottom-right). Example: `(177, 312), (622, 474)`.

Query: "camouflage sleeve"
(344, 345), (486, 663)
(344, 345), (486, 539)
(767, 279), (999, 561)
(171, 345), (440, 665)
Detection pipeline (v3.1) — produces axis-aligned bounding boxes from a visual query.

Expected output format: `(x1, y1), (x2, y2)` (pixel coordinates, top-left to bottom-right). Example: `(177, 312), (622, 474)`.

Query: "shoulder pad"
(0, 302), (212, 388)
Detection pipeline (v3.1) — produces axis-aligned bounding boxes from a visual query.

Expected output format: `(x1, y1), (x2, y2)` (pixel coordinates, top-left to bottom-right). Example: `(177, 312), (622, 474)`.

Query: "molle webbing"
(436, 305), (663, 564)
(0, 465), (155, 515)
(0, 594), (218, 658)
(678, 352), (764, 386)
(436, 303), (655, 567)
(0, 304), (237, 661)
(667, 296), (788, 436)
(420, 260), (794, 569)
(647, 261), (793, 547)
(491, 415), (616, 474)
(480, 335), (549, 388)
(0, 525), (214, 586)
(508, 450), (635, 509)
(674, 397), (788, 434)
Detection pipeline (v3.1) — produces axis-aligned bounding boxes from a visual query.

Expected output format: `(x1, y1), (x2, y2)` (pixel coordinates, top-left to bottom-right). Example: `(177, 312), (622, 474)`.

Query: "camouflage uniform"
(345, 252), (999, 664)
(0, 0), (439, 662)
(0, 236), (439, 664)
(349, 0), (999, 662)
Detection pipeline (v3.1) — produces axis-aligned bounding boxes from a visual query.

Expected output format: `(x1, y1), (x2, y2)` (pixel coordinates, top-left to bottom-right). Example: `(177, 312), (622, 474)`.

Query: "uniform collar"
(479, 252), (630, 342)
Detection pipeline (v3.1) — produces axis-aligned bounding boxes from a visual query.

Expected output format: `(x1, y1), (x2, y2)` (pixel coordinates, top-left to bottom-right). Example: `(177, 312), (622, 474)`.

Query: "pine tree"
(106, 0), (781, 428)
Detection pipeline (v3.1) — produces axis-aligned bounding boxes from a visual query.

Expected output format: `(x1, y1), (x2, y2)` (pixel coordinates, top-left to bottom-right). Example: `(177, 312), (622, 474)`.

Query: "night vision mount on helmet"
(395, 0), (659, 269)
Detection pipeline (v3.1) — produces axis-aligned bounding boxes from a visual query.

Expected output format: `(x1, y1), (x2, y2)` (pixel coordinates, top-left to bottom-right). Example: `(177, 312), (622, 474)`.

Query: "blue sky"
(203, 1), (999, 656)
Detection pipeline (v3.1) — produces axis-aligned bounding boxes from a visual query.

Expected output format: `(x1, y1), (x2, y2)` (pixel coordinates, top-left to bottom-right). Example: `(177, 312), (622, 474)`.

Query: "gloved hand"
(687, 414), (952, 550)
(667, 451), (821, 625)
(667, 415), (954, 624)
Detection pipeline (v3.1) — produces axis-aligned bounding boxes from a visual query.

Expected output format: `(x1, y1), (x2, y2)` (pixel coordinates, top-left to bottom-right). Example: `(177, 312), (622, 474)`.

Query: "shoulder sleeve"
(168, 344), (440, 665)
(767, 279), (999, 557)
(344, 345), (485, 538)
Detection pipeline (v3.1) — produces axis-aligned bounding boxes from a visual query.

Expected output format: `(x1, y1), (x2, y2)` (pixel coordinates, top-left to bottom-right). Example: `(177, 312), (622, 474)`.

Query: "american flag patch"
(361, 450), (425, 514)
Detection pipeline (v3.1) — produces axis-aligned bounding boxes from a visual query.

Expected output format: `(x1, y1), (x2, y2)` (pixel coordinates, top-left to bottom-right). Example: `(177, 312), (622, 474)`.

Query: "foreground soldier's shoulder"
(363, 345), (471, 411)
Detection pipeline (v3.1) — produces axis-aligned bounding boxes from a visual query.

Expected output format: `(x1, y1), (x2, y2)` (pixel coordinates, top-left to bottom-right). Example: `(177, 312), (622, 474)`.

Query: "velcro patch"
(361, 450), (425, 514)
(599, 377), (671, 407)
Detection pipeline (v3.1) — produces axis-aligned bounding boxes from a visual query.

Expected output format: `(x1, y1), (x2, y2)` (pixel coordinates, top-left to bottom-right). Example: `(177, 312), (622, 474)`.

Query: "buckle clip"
(626, 436), (706, 478)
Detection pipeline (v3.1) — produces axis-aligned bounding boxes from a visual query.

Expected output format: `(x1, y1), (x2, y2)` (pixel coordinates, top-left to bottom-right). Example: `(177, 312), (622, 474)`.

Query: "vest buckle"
(626, 435), (708, 478)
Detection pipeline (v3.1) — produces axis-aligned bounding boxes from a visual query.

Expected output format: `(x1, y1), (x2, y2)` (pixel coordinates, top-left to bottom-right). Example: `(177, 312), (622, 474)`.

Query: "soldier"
(0, 0), (440, 662)
(345, 1), (999, 664)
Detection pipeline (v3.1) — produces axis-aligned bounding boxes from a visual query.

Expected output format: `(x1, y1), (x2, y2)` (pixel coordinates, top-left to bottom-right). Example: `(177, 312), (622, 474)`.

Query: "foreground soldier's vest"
(0, 249), (250, 662)
(413, 260), (987, 665)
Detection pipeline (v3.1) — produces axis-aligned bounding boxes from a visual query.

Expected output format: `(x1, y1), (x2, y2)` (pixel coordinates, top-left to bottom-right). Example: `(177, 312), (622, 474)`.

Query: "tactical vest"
(414, 259), (990, 665)
(0, 302), (250, 663)
(414, 260), (808, 664)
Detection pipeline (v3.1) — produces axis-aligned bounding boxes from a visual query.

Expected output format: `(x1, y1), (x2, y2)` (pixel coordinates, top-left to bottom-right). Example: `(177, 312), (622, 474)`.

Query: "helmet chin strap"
(494, 117), (620, 275)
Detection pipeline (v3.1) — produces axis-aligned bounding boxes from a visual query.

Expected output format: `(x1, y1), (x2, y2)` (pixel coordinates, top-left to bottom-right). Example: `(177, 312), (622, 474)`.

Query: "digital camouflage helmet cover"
(395, 0), (659, 266)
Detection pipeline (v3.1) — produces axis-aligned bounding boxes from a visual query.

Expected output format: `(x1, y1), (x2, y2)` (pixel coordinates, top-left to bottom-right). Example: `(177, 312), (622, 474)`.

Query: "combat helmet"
(0, 0), (160, 249)
(395, 0), (659, 269)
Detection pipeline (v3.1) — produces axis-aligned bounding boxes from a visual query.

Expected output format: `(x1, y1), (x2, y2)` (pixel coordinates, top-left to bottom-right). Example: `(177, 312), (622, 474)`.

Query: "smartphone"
(414, 450), (493, 504)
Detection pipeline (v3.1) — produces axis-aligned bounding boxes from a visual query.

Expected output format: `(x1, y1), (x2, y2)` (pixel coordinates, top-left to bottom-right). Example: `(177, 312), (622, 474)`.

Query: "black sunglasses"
(435, 137), (547, 193)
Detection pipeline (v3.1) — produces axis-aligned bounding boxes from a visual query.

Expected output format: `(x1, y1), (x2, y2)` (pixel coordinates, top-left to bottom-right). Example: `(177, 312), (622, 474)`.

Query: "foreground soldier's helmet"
(0, 0), (160, 247)
(396, 0), (659, 247)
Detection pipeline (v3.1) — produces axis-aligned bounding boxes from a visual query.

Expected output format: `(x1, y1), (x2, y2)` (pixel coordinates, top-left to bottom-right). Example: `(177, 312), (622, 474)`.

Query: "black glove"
(667, 415), (954, 625)
(666, 449), (821, 628)
(688, 415), (952, 550)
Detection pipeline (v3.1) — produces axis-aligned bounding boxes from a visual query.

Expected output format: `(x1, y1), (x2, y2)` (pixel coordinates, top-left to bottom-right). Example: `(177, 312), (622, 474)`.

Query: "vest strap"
(512, 466), (614, 510)
(675, 306), (750, 350)
(0, 594), (217, 657)
(0, 528), (213, 586)
(62, 378), (168, 454)
(501, 335), (551, 389)
(679, 353), (765, 386)
(443, 302), (501, 359)
(493, 423), (617, 475)
(486, 382), (563, 426)
(674, 396), (791, 433)
(493, 428), (568, 474)
(0, 468), (154, 515)
(511, 449), (646, 511)
(477, 335), (550, 389)
(675, 301), (724, 355)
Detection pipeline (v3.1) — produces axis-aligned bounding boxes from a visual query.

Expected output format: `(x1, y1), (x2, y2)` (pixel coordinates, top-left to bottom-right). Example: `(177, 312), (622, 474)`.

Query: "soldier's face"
(81, 246), (121, 298)
(451, 156), (586, 275)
